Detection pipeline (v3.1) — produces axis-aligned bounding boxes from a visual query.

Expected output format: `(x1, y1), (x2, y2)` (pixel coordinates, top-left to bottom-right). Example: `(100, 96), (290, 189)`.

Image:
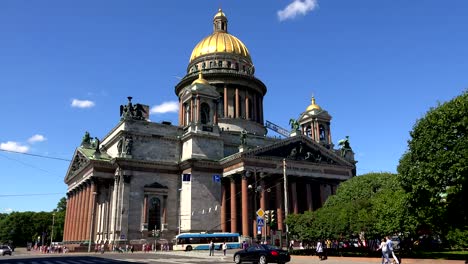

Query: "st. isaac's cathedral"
(62, 9), (356, 249)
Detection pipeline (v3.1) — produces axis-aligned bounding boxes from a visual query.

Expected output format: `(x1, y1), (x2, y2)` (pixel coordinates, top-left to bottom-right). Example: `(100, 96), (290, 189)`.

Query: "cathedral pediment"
(65, 149), (90, 181)
(244, 135), (353, 167)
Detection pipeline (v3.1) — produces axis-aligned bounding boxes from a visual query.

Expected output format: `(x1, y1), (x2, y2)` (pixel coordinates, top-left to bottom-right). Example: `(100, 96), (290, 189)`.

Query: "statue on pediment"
(289, 118), (300, 131)
(81, 131), (92, 147)
(240, 129), (247, 146)
(338, 136), (352, 158)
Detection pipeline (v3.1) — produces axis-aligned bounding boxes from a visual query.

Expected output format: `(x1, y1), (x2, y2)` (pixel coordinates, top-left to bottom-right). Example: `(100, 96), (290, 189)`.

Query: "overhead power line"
(0, 193), (64, 197)
(0, 149), (71, 161)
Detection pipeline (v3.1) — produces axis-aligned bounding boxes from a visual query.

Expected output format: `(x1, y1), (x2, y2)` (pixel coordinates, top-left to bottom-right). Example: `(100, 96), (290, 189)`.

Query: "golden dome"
(189, 32), (251, 63)
(189, 9), (251, 63)
(306, 97), (322, 111)
(192, 71), (209, 85)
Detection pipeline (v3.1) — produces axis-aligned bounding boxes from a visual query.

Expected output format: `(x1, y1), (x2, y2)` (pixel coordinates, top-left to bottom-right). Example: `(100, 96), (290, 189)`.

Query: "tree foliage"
(397, 90), (468, 233)
(286, 172), (416, 241)
(0, 197), (66, 246)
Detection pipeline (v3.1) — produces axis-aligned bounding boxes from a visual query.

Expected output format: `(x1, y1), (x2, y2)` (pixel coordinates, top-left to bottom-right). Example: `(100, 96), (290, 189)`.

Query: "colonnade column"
(143, 195), (148, 226)
(190, 97), (194, 123)
(213, 100), (218, 125)
(245, 94), (250, 120)
(230, 177), (237, 233)
(291, 182), (299, 214)
(89, 181), (97, 243)
(241, 176), (249, 237)
(327, 124), (332, 144)
(178, 99), (183, 126)
(306, 184), (313, 211)
(275, 184), (284, 231)
(196, 96), (201, 123)
(162, 195), (168, 229)
(220, 183), (227, 232)
(259, 97), (264, 124)
(76, 187), (84, 241)
(235, 88), (239, 118)
(253, 94), (257, 122)
(70, 191), (77, 241)
(224, 86), (228, 118)
(82, 183), (91, 241)
(64, 194), (72, 241)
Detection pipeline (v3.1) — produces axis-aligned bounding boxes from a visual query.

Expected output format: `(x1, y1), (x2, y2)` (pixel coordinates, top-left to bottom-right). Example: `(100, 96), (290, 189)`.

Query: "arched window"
(200, 102), (210, 124)
(148, 197), (161, 232)
(306, 126), (312, 137)
(319, 124), (326, 141)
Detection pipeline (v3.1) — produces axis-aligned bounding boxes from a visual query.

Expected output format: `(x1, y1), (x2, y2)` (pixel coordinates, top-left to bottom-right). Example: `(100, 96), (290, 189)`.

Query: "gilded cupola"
(306, 97), (322, 111)
(189, 9), (252, 64)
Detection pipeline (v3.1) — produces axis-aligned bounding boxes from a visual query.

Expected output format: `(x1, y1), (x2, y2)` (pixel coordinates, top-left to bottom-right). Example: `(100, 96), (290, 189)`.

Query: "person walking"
(377, 238), (390, 264)
(222, 242), (227, 256)
(386, 236), (400, 264)
(209, 240), (214, 256)
(316, 240), (324, 260)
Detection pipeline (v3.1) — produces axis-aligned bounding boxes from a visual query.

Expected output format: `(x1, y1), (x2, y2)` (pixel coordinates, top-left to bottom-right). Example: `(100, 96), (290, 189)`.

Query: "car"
(233, 244), (290, 264)
(0, 245), (12, 256)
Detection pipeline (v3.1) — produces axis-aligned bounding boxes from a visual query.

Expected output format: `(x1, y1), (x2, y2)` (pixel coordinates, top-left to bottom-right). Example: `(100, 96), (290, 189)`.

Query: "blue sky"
(0, 0), (466, 213)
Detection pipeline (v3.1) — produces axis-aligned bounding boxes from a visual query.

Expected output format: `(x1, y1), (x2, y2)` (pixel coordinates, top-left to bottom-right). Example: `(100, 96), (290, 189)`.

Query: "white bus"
(173, 232), (241, 251)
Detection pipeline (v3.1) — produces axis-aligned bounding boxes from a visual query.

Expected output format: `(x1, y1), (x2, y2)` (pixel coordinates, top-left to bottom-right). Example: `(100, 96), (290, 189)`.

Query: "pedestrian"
(131, 245), (134, 253)
(209, 240), (214, 256)
(100, 244), (105, 254)
(386, 236), (400, 264)
(316, 240), (324, 260)
(222, 242), (227, 256)
(377, 238), (390, 264)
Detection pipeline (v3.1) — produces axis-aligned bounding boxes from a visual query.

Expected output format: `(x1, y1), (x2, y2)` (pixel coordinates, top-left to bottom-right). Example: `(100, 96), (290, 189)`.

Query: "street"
(0, 249), (465, 264)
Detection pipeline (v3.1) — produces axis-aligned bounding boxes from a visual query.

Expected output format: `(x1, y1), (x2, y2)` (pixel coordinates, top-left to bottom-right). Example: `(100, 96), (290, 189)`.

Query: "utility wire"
(0, 193), (63, 197)
(0, 149), (71, 161)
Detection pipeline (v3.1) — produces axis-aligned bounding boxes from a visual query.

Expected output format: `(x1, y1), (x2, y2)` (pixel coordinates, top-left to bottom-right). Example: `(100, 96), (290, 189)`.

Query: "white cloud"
(28, 134), (47, 144)
(278, 0), (318, 21)
(71, 99), (95, 108)
(0, 141), (29, 153)
(3, 208), (13, 214)
(150, 101), (179, 114)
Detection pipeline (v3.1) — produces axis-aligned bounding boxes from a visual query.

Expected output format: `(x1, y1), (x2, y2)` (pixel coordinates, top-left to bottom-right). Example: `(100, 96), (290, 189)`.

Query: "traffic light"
(270, 210), (276, 228)
(265, 210), (270, 224)
(151, 229), (156, 237)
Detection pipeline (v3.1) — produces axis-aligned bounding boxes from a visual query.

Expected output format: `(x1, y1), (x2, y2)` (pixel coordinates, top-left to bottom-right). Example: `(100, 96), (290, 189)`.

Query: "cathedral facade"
(62, 9), (356, 249)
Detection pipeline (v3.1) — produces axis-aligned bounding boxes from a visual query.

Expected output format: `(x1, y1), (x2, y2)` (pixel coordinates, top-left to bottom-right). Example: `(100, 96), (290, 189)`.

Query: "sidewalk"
(292, 255), (466, 264)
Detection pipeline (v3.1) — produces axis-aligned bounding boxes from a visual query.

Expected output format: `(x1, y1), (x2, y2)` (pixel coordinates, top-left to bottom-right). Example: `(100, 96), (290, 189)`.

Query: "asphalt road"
(1, 248), (465, 264)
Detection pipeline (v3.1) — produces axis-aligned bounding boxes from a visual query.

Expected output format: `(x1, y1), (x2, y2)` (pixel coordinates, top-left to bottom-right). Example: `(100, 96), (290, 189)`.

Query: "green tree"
(286, 172), (415, 241)
(397, 91), (468, 236)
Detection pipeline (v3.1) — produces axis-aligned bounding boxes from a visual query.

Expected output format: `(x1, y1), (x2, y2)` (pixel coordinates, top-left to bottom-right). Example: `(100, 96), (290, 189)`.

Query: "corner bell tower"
(298, 96), (333, 149)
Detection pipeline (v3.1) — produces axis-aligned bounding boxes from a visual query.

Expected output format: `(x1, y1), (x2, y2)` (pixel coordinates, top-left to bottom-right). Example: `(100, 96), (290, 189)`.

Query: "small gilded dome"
(214, 8), (226, 19)
(306, 97), (322, 111)
(192, 71), (209, 85)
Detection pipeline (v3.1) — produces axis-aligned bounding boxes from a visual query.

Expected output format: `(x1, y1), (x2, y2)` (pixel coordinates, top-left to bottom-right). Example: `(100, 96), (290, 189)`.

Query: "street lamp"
(50, 211), (56, 246)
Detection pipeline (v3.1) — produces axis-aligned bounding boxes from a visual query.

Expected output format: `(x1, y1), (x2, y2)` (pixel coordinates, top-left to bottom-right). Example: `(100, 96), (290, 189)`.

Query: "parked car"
(233, 244), (290, 264)
(0, 245), (12, 256)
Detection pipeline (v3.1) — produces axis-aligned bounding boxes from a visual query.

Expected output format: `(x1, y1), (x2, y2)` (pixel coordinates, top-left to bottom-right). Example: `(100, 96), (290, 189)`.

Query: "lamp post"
(283, 159), (289, 250)
(88, 192), (97, 252)
(50, 211), (56, 246)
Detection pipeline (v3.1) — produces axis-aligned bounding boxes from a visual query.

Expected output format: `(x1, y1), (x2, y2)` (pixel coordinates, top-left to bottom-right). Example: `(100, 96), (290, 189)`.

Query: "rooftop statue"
(289, 118), (300, 131)
(240, 129), (247, 146)
(81, 131), (91, 147)
(338, 136), (352, 158)
(120, 96), (147, 121)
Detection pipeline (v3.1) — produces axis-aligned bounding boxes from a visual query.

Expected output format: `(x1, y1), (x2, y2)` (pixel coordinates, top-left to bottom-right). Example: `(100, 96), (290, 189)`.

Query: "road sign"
(120, 234), (126, 239)
(257, 216), (265, 227)
(257, 226), (262, 234)
(256, 209), (265, 217)
(212, 175), (221, 183)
